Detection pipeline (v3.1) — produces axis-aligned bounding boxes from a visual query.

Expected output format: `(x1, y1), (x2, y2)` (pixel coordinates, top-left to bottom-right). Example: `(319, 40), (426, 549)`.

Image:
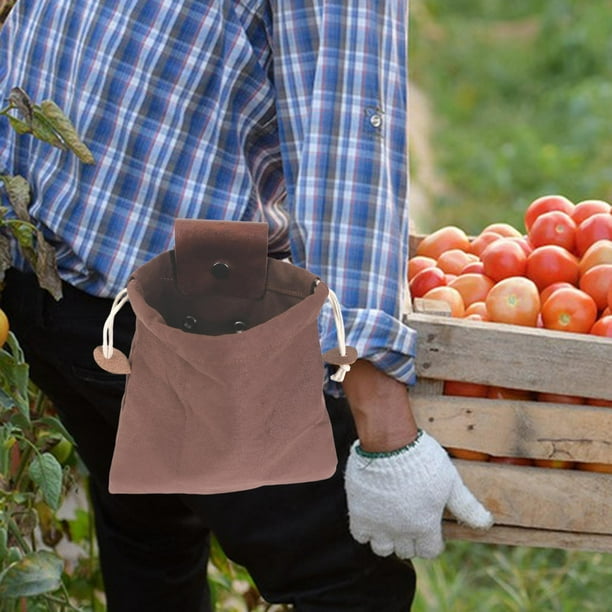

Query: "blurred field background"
(409, 0), (612, 235)
(1, 0), (611, 610)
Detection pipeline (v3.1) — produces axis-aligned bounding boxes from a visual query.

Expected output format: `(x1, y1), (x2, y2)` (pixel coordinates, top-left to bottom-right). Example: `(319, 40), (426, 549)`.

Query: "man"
(0, 1), (492, 610)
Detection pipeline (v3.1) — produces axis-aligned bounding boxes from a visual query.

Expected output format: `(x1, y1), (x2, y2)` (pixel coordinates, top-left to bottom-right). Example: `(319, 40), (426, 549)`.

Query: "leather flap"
(174, 219), (269, 298)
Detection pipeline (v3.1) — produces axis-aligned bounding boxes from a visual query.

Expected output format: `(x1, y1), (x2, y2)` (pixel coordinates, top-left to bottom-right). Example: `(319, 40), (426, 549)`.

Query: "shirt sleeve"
(271, 0), (417, 392)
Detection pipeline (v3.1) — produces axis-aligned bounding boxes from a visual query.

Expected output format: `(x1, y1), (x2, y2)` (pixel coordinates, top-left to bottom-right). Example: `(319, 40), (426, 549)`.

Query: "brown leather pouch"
(94, 219), (356, 494)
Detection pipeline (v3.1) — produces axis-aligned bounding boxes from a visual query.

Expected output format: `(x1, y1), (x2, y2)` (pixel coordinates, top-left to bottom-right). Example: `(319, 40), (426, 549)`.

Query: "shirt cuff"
(318, 304), (418, 397)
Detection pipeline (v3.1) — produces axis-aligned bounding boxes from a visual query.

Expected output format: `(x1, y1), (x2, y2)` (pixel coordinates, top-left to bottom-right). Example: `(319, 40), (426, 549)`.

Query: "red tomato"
(575, 213), (612, 256)
(408, 255), (437, 281)
(528, 210), (577, 253)
(540, 281), (575, 304)
(525, 245), (579, 291)
(490, 456), (534, 466)
(422, 286), (465, 317)
(469, 231), (503, 257)
(572, 199), (611, 225)
(487, 386), (535, 400)
(416, 226), (471, 259)
(590, 314), (612, 337)
(609, 283), (612, 311)
(481, 222), (522, 238)
(579, 264), (612, 311)
(541, 287), (598, 333)
(587, 397), (612, 408)
(537, 392), (584, 405)
(533, 459), (575, 469)
(443, 380), (489, 397)
(524, 194), (574, 232)
(409, 266), (446, 298)
(506, 235), (534, 256)
(485, 277), (540, 327)
(481, 238), (527, 282)
(436, 249), (478, 275)
(461, 260), (485, 274)
(447, 448), (491, 462)
(463, 301), (489, 320)
(449, 273), (495, 307)
(576, 462), (612, 473)
(578, 239), (612, 276)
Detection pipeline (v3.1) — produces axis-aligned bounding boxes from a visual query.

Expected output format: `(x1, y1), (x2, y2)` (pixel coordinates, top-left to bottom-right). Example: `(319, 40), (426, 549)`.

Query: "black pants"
(1, 269), (416, 611)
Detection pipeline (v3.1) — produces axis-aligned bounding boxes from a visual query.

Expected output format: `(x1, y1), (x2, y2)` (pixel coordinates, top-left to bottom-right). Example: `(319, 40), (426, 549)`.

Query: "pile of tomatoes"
(409, 194), (612, 335)
(408, 194), (612, 472)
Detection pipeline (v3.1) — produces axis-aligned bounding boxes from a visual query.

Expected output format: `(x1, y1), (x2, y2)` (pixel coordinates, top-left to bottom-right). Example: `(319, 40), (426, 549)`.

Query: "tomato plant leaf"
(8, 87), (33, 125)
(36, 416), (76, 446)
(0, 234), (12, 284)
(31, 108), (66, 150)
(0, 550), (63, 598)
(0, 174), (31, 221)
(6, 114), (31, 135)
(33, 229), (62, 300)
(39, 99), (95, 164)
(0, 333), (30, 419)
(28, 453), (62, 511)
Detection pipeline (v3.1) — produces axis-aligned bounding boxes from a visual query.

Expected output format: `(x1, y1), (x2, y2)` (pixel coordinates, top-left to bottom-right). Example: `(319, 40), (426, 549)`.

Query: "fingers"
(447, 480), (494, 530)
(396, 532), (444, 559)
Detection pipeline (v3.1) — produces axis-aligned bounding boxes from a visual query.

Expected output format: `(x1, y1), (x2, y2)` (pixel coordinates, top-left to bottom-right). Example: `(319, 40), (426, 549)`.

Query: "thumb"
(446, 479), (494, 530)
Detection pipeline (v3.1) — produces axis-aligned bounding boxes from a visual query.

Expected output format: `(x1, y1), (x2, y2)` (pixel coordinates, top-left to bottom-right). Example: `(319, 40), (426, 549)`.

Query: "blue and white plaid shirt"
(0, 0), (416, 386)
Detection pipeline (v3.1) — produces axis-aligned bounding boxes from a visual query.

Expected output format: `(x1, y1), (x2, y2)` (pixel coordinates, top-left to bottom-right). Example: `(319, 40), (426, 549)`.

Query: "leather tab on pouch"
(173, 219), (269, 298)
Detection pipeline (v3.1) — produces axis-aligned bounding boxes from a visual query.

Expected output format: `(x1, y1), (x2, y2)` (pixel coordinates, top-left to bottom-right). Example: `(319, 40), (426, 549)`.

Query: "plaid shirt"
(0, 0), (416, 387)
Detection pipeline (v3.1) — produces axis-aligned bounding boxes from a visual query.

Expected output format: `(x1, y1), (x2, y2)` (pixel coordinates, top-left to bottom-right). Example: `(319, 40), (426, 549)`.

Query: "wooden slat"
(450, 460), (612, 535)
(405, 312), (612, 400)
(442, 522), (612, 553)
(411, 395), (612, 463)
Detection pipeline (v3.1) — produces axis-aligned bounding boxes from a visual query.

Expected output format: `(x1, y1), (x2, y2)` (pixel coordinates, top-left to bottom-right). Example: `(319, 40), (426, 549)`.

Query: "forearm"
(341, 359), (419, 453)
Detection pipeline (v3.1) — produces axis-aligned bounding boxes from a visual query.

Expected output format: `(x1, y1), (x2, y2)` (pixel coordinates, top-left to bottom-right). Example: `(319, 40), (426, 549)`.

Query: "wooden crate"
(406, 236), (612, 553)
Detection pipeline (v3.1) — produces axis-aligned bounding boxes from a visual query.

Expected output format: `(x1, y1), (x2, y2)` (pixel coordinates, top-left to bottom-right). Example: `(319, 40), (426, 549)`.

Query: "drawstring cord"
(100, 284), (353, 381)
(325, 288), (352, 383)
(102, 288), (129, 359)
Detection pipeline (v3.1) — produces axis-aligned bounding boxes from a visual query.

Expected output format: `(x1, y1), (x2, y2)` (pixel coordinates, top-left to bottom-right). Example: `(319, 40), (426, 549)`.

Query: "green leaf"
(67, 508), (92, 544)
(0, 333), (30, 419)
(0, 550), (63, 598)
(35, 416), (76, 446)
(34, 229), (62, 301)
(8, 87), (33, 124)
(6, 115), (31, 135)
(39, 99), (95, 164)
(0, 234), (12, 285)
(31, 108), (67, 150)
(28, 453), (63, 511)
(0, 174), (31, 221)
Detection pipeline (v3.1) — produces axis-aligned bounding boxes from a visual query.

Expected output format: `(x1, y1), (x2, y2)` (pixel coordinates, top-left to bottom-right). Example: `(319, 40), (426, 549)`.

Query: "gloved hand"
(344, 429), (494, 559)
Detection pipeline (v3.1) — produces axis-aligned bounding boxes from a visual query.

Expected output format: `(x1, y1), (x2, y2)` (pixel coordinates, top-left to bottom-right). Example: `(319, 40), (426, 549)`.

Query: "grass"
(409, 0), (612, 234)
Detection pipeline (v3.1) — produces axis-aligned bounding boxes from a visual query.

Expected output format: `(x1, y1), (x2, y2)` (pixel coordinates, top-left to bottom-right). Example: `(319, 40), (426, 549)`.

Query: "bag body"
(95, 220), (354, 494)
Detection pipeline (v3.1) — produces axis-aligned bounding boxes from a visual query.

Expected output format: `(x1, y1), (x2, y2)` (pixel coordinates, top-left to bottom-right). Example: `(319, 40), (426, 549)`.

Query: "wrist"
(355, 429), (424, 459)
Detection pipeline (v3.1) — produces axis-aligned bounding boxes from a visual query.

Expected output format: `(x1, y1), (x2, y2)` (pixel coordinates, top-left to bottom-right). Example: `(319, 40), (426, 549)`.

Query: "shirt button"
(369, 113), (382, 128)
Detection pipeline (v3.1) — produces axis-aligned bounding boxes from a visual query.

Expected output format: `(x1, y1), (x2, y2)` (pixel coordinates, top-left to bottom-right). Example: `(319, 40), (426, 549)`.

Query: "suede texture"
(108, 220), (337, 494)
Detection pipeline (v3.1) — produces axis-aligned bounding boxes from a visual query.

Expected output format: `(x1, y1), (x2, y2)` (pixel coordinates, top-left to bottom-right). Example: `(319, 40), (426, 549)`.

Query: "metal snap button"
(211, 261), (230, 279)
(233, 321), (247, 333)
(183, 315), (197, 331)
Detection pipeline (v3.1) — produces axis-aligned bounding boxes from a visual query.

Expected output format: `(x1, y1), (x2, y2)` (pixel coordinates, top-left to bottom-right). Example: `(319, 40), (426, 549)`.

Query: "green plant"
(0, 333), (104, 610)
(0, 88), (103, 610)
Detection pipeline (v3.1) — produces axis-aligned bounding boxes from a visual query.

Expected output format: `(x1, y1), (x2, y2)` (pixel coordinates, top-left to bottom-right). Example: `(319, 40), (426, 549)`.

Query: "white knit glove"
(344, 430), (494, 559)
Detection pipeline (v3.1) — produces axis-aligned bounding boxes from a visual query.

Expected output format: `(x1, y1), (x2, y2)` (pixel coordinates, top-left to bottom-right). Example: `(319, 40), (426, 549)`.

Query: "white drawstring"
(99, 284), (353, 381)
(326, 288), (352, 383)
(102, 288), (129, 359)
